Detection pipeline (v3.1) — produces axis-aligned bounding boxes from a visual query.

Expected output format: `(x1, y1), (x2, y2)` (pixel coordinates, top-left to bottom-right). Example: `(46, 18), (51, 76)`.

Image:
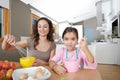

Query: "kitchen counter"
(91, 42), (120, 65)
(92, 42), (119, 44)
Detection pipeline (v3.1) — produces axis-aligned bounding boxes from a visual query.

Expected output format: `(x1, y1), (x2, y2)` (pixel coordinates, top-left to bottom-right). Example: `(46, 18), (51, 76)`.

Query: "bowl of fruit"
(0, 60), (16, 80)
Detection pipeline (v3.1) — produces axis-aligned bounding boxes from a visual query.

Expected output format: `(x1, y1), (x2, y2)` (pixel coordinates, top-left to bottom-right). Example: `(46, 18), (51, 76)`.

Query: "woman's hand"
(53, 65), (67, 75)
(2, 34), (16, 50)
(32, 59), (48, 66)
(4, 34), (16, 45)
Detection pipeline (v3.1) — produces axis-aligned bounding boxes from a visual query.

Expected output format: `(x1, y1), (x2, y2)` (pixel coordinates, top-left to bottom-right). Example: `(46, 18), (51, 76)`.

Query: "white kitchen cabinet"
(117, 46), (120, 65)
(92, 42), (120, 65)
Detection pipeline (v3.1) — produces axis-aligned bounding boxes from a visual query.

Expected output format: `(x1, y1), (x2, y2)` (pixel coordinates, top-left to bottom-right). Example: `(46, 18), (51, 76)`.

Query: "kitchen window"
(0, 7), (3, 38)
(30, 13), (40, 35)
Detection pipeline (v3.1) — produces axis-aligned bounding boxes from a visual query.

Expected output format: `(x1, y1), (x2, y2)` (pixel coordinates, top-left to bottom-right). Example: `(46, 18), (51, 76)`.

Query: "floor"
(97, 64), (120, 80)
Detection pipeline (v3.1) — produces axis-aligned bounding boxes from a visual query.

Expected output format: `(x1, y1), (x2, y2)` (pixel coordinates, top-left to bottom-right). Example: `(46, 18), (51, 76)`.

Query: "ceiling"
(20, 0), (98, 23)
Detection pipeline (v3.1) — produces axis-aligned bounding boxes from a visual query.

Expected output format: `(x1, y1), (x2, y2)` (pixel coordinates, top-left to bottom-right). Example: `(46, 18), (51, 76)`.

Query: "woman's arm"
(32, 59), (49, 66)
(2, 34), (16, 50)
(32, 48), (56, 66)
(49, 42), (56, 60)
(49, 49), (56, 60)
(2, 34), (27, 51)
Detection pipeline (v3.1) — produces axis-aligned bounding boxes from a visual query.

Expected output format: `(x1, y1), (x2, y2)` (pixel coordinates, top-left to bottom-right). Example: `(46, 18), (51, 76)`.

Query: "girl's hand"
(4, 34), (16, 45)
(79, 37), (88, 52)
(54, 65), (67, 75)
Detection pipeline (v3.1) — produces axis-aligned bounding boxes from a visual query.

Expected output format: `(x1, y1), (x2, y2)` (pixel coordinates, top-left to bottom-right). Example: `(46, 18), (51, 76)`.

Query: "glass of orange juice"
(20, 56), (36, 68)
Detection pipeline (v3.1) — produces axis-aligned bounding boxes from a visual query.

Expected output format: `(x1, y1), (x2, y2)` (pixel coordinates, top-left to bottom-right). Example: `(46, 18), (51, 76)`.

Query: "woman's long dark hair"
(32, 17), (54, 47)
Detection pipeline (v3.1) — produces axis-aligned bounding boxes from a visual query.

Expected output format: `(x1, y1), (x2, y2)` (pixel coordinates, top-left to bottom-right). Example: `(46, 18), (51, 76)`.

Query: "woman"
(2, 17), (56, 66)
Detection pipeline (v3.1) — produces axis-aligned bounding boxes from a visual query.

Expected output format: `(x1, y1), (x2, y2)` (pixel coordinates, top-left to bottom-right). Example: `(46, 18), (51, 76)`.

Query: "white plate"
(12, 66), (51, 80)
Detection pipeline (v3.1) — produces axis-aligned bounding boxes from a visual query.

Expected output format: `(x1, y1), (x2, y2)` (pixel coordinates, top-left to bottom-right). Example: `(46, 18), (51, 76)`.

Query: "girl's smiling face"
(63, 32), (78, 52)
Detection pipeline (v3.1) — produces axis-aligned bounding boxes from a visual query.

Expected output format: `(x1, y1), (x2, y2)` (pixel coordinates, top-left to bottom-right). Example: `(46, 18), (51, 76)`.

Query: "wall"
(84, 17), (103, 41)
(75, 17), (103, 44)
(10, 0), (31, 41)
(112, 0), (120, 16)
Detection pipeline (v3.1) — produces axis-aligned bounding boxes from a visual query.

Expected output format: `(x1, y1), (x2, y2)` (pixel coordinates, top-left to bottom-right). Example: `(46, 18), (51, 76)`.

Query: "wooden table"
(14, 62), (102, 80)
(45, 66), (102, 80)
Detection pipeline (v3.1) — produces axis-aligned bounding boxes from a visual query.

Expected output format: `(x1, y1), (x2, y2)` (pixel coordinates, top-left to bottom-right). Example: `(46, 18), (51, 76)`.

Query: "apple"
(9, 62), (16, 69)
(2, 62), (10, 70)
(0, 70), (5, 79)
(6, 69), (13, 80)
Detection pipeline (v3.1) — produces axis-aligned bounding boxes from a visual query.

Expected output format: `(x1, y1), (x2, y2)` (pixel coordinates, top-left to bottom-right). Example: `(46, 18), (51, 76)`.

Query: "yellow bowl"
(20, 56), (36, 68)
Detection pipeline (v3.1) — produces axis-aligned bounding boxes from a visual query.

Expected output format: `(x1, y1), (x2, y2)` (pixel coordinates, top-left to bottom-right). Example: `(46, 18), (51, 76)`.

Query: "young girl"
(49, 27), (97, 74)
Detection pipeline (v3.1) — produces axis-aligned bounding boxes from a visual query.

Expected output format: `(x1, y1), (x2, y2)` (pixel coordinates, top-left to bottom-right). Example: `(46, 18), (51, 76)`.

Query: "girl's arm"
(49, 48), (67, 74)
(49, 60), (56, 70)
(79, 38), (97, 69)
(80, 38), (94, 63)
(49, 60), (67, 74)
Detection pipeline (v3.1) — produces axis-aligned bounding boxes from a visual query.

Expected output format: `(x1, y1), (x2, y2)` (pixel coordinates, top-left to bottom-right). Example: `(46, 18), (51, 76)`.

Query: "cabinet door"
(117, 47), (120, 65)
(96, 43), (118, 64)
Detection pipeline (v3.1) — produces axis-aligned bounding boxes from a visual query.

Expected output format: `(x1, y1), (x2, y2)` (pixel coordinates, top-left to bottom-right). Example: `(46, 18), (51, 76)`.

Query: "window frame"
(0, 7), (9, 42)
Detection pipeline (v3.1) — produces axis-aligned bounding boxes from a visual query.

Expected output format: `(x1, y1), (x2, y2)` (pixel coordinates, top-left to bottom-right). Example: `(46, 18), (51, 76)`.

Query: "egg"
(34, 68), (44, 78)
(36, 68), (43, 73)
(19, 73), (28, 80)
(27, 76), (37, 80)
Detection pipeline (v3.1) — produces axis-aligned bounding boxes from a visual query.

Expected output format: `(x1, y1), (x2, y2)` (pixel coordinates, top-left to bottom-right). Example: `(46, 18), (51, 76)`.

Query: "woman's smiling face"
(37, 20), (49, 37)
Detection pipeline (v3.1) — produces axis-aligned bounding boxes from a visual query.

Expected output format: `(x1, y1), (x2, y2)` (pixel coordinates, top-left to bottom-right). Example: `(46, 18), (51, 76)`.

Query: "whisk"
(12, 43), (27, 57)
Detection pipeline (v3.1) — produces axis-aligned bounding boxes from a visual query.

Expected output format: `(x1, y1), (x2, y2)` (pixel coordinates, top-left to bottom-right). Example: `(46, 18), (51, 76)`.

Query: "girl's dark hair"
(62, 27), (78, 39)
(32, 17), (54, 47)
